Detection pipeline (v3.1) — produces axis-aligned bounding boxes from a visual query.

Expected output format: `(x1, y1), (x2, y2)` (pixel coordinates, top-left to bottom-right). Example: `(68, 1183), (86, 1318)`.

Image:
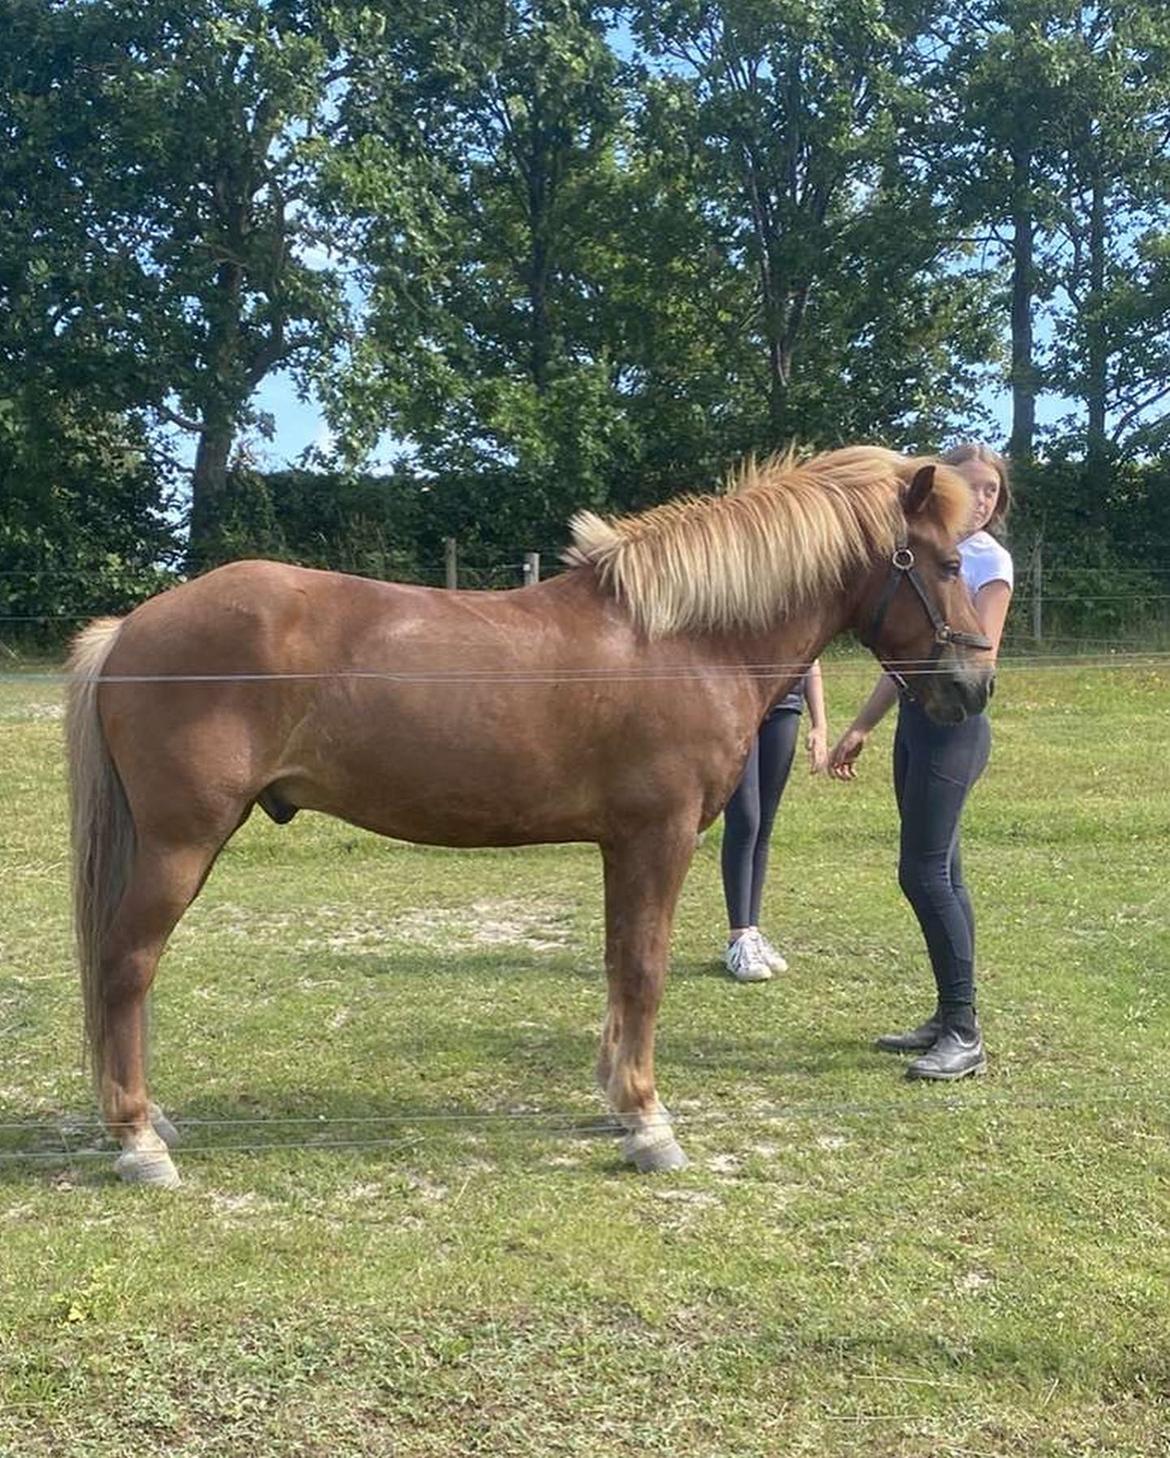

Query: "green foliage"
(624, 0), (999, 449)
(324, 0), (629, 525)
(0, 0), (180, 637)
(999, 453), (1170, 644)
(0, 392), (179, 644)
(219, 461), (589, 583)
(318, 0), (1006, 516)
(941, 1), (1170, 461)
(0, 0), (378, 570)
(214, 467), (427, 581)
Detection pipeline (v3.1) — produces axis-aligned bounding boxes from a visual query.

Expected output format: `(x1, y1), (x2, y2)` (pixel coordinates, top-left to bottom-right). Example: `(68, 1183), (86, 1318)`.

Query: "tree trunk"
(529, 218), (552, 392)
(525, 107), (554, 393)
(767, 330), (788, 442)
(187, 416), (235, 573)
(763, 249), (795, 445)
(1084, 154), (1108, 514)
(187, 247), (245, 573)
(1008, 142), (1037, 465)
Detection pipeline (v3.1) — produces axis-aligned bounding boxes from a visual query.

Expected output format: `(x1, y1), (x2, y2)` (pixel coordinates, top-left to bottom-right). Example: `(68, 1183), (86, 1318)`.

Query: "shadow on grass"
(0, 946), (892, 1189)
(0, 1057), (881, 1195)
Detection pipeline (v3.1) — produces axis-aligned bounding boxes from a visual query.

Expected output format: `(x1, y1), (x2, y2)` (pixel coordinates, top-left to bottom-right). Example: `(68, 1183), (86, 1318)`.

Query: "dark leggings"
(893, 698), (991, 1011)
(722, 709), (801, 929)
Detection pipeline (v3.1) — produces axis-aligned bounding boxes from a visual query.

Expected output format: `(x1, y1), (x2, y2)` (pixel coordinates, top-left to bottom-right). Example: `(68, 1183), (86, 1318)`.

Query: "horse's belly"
(295, 769), (601, 847)
(280, 713), (721, 847)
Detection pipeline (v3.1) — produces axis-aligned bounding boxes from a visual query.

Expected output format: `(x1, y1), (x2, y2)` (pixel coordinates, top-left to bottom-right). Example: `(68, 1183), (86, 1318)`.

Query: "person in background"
(722, 661), (828, 982)
(828, 444), (1014, 1078)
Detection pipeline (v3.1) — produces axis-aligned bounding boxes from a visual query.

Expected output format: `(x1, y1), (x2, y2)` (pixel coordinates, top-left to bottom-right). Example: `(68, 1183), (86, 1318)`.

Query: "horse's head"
(855, 463), (995, 724)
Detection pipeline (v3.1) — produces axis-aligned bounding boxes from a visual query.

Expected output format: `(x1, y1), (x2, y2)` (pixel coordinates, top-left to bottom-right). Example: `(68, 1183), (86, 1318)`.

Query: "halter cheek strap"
(860, 531), (992, 693)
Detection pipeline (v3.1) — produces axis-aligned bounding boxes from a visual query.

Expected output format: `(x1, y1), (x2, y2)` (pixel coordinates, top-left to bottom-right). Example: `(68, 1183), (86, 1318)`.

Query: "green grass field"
(1, 653), (1168, 1456)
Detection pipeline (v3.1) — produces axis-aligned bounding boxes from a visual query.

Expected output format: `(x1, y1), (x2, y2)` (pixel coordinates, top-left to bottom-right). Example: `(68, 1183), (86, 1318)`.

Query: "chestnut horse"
(66, 447), (993, 1186)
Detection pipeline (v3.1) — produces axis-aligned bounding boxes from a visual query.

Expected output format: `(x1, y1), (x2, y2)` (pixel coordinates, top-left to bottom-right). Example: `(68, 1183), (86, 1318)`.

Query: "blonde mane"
(565, 446), (971, 638)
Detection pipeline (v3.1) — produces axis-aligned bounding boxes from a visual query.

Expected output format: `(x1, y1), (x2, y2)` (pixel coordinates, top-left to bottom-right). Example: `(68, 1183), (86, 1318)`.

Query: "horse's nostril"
(951, 671), (990, 716)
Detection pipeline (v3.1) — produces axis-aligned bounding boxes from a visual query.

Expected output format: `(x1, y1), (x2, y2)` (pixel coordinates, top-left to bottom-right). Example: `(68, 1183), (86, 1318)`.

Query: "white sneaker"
(724, 932), (773, 982)
(752, 930), (789, 974)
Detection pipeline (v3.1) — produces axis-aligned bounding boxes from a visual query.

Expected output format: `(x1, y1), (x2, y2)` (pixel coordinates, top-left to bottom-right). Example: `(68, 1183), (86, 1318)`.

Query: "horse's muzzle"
(920, 660), (994, 724)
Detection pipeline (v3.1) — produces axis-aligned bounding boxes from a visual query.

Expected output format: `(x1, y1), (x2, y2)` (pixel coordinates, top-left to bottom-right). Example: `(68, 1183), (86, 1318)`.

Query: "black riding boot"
(875, 1008), (942, 1053)
(904, 1008), (985, 1081)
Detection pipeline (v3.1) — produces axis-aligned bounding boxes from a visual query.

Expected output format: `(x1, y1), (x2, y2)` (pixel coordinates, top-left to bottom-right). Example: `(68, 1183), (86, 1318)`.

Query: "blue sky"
(252, 370), (335, 466)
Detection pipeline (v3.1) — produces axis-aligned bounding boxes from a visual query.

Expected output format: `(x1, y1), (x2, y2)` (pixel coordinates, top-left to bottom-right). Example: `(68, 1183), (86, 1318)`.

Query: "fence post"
(444, 537), (458, 590)
(1031, 538), (1043, 643)
(522, 551), (541, 586)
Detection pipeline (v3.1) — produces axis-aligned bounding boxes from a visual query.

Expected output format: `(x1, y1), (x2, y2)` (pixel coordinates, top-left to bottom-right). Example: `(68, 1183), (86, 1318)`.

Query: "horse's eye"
(942, 560), (961, 578)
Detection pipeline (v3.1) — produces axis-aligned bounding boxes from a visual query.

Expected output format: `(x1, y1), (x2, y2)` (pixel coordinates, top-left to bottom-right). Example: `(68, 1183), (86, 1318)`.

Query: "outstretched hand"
(828, 726), (868, 781)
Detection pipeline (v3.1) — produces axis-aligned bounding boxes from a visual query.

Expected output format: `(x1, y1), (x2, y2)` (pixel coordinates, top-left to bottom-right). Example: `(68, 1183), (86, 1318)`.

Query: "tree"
(0, 0), (178, 630)
(625, 0), (994, 451)
(938, 1), (1083, 467)
(326, 0), (998, 533)
(940, 0), (1170, 484)
(0, 398), (178, 638)
(1, 0), (389, 570)
(1045, 3), (1170, 486)
(324, 0), (628, 533)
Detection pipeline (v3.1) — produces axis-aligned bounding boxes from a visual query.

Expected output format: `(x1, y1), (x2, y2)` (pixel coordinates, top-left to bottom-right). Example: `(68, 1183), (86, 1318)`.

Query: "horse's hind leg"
(97, 836), (228, 1187)
(599, 820), (696, 1173)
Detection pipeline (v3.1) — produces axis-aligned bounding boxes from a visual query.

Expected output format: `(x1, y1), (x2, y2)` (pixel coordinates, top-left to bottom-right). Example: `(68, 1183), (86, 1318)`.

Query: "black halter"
(860, 529), (992, 689)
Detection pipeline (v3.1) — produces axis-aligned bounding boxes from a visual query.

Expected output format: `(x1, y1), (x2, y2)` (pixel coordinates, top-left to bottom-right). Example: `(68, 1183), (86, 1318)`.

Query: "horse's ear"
(904, 464), (935, 516)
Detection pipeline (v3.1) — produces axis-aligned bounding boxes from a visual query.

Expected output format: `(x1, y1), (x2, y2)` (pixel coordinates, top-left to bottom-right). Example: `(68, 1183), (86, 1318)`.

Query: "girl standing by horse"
(721, 660), (828, 981)
(829, 444), (1013, 1079)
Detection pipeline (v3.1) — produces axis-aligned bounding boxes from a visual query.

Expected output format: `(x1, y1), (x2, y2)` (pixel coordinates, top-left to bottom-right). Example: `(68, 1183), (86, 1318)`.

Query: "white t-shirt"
(959, 530), (1013, 596)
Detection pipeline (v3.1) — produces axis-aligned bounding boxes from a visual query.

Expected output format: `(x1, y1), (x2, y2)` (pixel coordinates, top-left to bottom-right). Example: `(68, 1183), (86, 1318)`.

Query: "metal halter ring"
(891, 546), (915, 570)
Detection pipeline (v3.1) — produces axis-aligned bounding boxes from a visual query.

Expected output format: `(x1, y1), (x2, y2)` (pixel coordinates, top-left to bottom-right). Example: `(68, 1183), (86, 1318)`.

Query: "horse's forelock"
(921, 462), (974, 542)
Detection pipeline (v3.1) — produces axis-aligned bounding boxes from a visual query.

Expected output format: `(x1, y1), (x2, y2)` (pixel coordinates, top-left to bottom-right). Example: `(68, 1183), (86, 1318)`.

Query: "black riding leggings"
(722, 708), (801, 929)
(893, 698), (991, 1011)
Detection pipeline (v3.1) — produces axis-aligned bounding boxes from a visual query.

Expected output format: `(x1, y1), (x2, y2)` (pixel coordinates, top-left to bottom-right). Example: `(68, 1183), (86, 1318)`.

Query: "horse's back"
(109, 559), (609, 671)
(110, 560), (391, 668)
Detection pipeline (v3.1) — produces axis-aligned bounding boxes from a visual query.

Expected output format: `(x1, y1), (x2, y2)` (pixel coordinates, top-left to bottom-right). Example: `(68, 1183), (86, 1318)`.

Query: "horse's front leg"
(599, 818), (697, 1173)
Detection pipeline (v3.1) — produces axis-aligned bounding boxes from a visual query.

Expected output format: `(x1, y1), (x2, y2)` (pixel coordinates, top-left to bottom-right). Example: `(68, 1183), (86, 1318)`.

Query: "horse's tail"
(65, 617), (132, 1080)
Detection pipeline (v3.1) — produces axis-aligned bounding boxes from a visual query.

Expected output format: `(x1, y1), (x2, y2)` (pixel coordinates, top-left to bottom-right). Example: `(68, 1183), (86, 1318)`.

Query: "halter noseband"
(860, 528), (992, 691)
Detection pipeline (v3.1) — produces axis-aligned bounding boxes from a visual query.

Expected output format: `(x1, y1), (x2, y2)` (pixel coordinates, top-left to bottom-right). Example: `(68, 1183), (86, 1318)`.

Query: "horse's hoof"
(148, 1103), (180, 1148)
(115, 1147), (181, 1188)
(115, 1130), (181, 1188)
(622, 1130), (689, 1173)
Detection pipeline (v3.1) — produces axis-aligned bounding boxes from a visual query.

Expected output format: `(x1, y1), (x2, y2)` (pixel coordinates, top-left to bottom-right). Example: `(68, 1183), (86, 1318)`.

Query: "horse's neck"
(725, 600), (853, 712)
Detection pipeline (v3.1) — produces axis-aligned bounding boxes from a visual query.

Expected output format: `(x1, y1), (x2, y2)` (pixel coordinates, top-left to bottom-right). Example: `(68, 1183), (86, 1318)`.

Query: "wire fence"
(0, 652), (1167, 691)
(2, 554), (1170, 666)
(0, 1085), (1160, 1170)
(3, 600), (1170, 651)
